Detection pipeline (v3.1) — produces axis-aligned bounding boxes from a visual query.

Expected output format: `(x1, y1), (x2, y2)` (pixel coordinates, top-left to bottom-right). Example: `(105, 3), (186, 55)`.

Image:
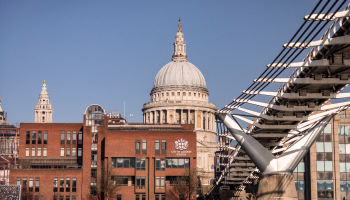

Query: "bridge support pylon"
(216, 111), (338, 200)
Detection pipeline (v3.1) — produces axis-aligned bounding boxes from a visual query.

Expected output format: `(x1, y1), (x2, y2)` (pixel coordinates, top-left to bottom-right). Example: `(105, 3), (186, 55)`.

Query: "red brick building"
(10, 105), (197, 200)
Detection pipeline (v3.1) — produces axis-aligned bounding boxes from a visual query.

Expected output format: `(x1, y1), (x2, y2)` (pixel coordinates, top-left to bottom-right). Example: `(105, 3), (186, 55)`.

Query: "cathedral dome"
(153, 60), (207, 90)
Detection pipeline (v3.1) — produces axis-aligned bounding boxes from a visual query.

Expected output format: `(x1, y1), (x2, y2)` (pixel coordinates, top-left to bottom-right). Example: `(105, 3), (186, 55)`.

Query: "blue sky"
(0, 1), (320, 124)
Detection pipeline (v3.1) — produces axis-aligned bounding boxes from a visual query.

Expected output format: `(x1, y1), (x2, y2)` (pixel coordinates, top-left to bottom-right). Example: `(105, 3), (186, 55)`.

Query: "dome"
(153, 61), (207, 90)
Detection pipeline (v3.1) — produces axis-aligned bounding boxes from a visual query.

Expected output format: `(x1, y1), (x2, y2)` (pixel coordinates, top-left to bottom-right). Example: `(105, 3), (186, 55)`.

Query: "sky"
(0, 1), (325, 124)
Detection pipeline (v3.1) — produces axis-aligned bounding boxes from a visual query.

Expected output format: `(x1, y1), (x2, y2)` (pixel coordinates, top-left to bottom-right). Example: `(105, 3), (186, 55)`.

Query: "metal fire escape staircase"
(208, 1), (350, 196)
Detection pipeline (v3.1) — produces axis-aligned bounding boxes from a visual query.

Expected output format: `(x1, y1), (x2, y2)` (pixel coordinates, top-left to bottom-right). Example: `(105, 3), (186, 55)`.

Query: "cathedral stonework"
(34, 80), (53, 123)
(142, 19), (217, 192)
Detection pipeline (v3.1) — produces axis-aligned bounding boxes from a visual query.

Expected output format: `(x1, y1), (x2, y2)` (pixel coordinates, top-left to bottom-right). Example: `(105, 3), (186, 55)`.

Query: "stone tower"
(34, 80), (53, 123)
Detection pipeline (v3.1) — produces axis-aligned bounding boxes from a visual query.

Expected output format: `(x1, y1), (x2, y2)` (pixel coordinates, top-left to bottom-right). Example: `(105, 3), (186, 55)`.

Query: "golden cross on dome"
(178, 17), (182, 32)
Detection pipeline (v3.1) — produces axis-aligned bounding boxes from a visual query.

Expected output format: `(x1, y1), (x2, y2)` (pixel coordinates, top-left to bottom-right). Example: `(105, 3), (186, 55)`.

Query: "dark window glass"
(26, 131), (30, 144)
(22, 178), (27, 189)
(136, 140), (140, 155)
(37, 131), (42, 144)
(78, 131), (83, 145)
(65, 195), (70, 200)
(161, 140), (166, 155)
(32, 131), (36, 144)
(66, 178), (70, 192)
(72, 178), (77, 192)
(59, 178), (64, 192)
(155, 140), (160, 155)
(155, 159), (165, 171)
(117, 194), (122, 200)
(43, 131), (48, 144)
(61, 131), (65, 144)
(53, 178), (58, 192)
(136, 177), (145, 189)
(136, 159), (146, 170)
(113, 177), (129, 185)
(35, 178), (39, 192)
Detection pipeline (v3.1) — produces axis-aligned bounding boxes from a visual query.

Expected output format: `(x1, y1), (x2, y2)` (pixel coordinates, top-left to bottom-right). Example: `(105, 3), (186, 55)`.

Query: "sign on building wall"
(172, 138), (192, 156)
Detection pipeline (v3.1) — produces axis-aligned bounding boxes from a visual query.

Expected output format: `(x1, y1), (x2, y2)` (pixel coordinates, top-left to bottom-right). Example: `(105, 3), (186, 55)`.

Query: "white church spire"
(34, 80), (53, 123)
(172, 17), (188, 61)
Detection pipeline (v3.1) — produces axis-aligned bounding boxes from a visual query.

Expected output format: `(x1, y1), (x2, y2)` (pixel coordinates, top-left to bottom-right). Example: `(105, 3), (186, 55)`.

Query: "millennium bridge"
(208, 1), (350, 199)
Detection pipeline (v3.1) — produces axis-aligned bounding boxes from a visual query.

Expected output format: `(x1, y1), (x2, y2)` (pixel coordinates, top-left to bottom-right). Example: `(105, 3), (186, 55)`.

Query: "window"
(66, 178), (70, 192)
(72, 131), (77, 144)
(38, 131), (42, 144)
(155, 177), (165, 190)
(155, 140), (160, 155)
(37, 148), (41, 157)
(166, 158), (190, 168)
(293, 162), (305, 173)
(113, 176), (129, 185)
(316, 142), (332, 152)
(317, 180), (333, 190)
(155, 159), (165, 171)
(116, 194), (122, 200)
(16, 178), (20, 185)
(59, 195), (64, 200)
(317, 161), (333, 171)
(59, 178), (64, 192)
(43, 148), (47, 157)
(323, 124), (332, 134)
(66, 148), (70, 157)
(112, 158), (135, 168)
(295, 181), (304, 191)
(43, 131), (48, 144)
(29, 178), (33, 192)
(53, 178), (58, 192)
(35, 178), (39, 192)
(136, 177), (146, 189)
(155, 194), (166, 200)
(61, 131), (65, 144)
(72, 178), (77, 192)
(67, 131), (71, 144)
(60, 148), (64, 157)
(136, 194), (146, 200)
(32, 131), (36, 144)
(161, 140), (166, 155)
(26, 148), (29, 157)
(78, 148), (82, 157)
(72, 148), (76, 156)
(72, 196), (76, 200)
(26, 131), (30, 144)
(142, 140), (147, 154)
(22, 178), (27, 189)
(136, 140), (140, 155)
(78, 131), (83, 145)
(136, 159), (146, 170)
(65, 196), (70, 200)
(32, 148), (35, 156)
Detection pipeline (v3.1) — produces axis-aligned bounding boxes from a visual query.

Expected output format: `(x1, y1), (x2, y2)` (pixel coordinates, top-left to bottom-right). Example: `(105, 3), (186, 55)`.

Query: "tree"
(89, 163), (120, 200)
(168, 168), (197, 200)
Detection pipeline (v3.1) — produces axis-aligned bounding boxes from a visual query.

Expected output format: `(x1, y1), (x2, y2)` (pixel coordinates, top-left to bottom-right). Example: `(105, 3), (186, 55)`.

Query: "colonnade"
(143, 109), (216, 132)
